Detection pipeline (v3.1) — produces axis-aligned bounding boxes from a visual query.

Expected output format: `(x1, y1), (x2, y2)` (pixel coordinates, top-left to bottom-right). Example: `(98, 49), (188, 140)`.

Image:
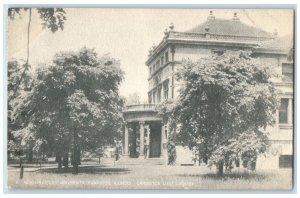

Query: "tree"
(8, 60), (33, 161)
(169, 52), (277, 175)
(126, 92), (141, 105)
(12, 48), (125, 173)
(8, 8), (67, 98)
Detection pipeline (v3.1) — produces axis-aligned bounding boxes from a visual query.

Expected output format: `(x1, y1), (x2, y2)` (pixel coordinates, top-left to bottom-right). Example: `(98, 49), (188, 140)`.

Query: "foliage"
(209, 131), (269, 172)
(156, 101), (179, 165)
(169, 52), (278, 174)
(8, 8), (67, 98)
(12, 48), (125, 171)
(167, 142), (177, 165)
(8, 60), (33, 158)
(126, 92), (141, 105)
(8, 60), (32, 124)
(155, 100), (174, 123)
(8, 8), (66, 33)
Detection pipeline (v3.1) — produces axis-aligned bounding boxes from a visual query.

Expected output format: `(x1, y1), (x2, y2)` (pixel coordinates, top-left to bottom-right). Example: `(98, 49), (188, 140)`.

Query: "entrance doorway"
(149, 122), (161, 158)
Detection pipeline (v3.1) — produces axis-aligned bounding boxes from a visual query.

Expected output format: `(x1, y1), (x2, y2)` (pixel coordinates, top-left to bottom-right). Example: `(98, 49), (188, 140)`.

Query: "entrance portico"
(123, 104), (167, 159)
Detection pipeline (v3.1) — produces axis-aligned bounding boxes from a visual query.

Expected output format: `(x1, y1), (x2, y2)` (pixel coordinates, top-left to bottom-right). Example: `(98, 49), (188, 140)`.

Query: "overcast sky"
(7, 8), (294, 101)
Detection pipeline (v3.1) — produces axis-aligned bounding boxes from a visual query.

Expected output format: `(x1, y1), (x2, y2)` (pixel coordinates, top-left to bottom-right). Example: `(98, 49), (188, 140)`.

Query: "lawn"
(7, 159), (293, 190)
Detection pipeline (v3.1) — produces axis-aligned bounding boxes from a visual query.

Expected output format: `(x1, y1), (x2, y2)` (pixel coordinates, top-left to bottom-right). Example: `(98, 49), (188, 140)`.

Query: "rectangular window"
(282, 63), (293, 82)
(279, 155), (293, 168)
(157, 86), (162, 103)
(149, 67), (152, 76)
(212, 49), (225, 56)
(148, 92), (152, 104)
(161, 56), (164, 66)
(156, 60), (160, 68)
(153, 63), (156, 72)
(279, 98), (289, 124)
(163, 81), (169, 99)
(165, 52), (169, 63)
(153, 90), (156, 104)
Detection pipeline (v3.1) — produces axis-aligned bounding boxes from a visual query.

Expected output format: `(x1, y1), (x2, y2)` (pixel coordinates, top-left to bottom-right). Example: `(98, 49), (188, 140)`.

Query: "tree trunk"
(42, 142), (46, 160)
(203, 155), (208, 165)
(73, 147), (79, 174)
(250, 160), (256, 171)
(26, 8), (31, 65)
(27, 147), (33, 163)
(72, 130), (80, 174)
(235, 159), (240, 168)
(198, 148), (201, 166)
(78, 147), (81, 165)
(218, 162), (224, 176)
(55, 152), (59, 162)
(57, 153), (62, 169)
(13, 8), (32, 98)
(63, 148), (69, 170)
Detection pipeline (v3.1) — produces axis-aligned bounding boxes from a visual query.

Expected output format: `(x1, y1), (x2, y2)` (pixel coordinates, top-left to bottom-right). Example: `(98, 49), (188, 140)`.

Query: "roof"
(258, 34), (294, 50)
(186, 18), (273, 38)
(146, 13), (276, 65)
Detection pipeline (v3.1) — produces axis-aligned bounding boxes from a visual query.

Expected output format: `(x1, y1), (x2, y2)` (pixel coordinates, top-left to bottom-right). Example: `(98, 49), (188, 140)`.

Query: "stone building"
(122, 11), (293, 168)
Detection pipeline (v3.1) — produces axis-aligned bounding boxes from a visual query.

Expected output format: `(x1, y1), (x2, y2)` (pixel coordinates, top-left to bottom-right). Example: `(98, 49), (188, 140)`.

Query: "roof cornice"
(146, 31), (274, 65)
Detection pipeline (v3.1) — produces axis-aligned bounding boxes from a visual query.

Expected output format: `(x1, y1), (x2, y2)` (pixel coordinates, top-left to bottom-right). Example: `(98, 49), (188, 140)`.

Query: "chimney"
(169, 22), (175, 32)
(232, 12), (240, 21)
(205, 25), (210, 38)
(207, 10), (215, 20)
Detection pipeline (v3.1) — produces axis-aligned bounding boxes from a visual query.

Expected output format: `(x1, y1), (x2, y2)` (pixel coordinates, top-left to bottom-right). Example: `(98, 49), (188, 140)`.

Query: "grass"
(7, 159), (293, 190)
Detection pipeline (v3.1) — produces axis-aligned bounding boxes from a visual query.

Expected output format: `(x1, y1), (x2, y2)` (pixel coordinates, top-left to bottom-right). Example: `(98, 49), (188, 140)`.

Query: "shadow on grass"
(8, 164), (58, 169)
(37, 165), (131, 175)
(177, 172), (270, 181)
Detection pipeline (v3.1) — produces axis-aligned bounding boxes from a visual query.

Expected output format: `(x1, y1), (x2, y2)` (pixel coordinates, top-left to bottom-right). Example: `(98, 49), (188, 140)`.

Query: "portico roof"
(123, 104), (162, 123)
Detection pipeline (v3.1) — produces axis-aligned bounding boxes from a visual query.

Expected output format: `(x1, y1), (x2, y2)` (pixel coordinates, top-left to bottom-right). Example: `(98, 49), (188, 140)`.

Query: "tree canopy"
(8, 8), (66, 33)
(11, 48), (125, 173)
(8, 60), (33, 158)
(8, 8), (67, 98)
(168, 52), (278, 175)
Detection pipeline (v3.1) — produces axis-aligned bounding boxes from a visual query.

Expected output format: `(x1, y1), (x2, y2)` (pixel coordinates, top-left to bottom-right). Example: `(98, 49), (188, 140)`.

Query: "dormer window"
(156, 60), (160, 68)
(161, 56), (164, 66)
(165, 51), (169, 63)
(212, 49), (225, 56)
(282, 63), (293, 82)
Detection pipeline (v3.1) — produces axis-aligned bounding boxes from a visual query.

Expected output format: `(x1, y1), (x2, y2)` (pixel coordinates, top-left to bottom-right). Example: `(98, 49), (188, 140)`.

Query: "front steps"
(116, 156), (166, 166)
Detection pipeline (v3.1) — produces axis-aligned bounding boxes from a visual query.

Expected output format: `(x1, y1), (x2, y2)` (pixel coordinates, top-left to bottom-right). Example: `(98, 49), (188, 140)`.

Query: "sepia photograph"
(5, 7), (294, 191)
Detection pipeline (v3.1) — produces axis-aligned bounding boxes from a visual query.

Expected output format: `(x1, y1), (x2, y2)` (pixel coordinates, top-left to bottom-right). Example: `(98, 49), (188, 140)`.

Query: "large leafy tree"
(170, 52), (277, 175)
(8, 60), (33, 160)
(12, 48), (124, 173)
(8, 8), (67, 98)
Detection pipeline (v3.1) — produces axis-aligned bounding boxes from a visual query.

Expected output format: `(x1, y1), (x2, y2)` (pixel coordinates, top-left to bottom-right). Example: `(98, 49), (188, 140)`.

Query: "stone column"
(124, 123), (129, 156)
(146, 125), (151, 158)
(139, 121), (145, 157)
(288, 98), (293, 124)
(160, 122), (165, 157)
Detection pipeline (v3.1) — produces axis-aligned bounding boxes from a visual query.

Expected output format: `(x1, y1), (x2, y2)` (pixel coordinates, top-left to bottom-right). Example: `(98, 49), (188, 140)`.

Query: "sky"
(7, 8), (294, 101)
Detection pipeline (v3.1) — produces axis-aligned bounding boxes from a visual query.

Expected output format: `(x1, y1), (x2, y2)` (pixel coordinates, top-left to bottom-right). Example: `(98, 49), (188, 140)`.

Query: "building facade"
(122, 11), (293, 169)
